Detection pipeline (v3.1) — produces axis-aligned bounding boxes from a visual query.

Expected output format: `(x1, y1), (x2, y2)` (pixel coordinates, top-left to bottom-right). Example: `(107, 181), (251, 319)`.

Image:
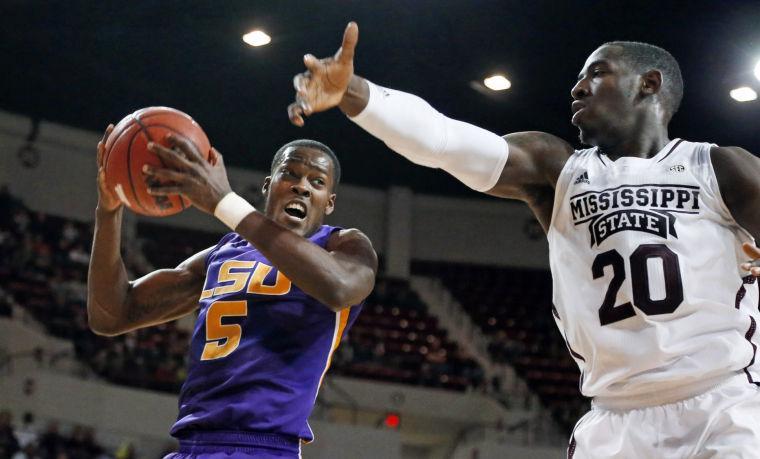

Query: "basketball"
(103, 106), (211, 217)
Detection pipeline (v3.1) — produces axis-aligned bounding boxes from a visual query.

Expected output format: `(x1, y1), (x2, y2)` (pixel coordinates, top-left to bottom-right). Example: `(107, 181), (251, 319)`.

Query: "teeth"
(286, 202), (306, 212)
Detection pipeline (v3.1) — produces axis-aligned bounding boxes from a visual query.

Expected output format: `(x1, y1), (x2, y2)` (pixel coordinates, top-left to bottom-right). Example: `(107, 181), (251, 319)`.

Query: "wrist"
(96, 204), (122, 218)
(213, 192), (256, 230)
(339, 75), (370, 117)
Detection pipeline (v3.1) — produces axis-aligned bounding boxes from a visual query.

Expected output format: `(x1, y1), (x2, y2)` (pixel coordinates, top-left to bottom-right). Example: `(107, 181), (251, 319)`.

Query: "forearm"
(341, 78), (509, 192)
(234, 212), (357, 308)
(87, 207), (131, 334)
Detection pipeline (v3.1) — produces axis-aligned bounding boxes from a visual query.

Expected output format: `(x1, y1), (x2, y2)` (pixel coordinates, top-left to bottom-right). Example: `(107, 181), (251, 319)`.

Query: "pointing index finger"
(335, 21), (358, 64)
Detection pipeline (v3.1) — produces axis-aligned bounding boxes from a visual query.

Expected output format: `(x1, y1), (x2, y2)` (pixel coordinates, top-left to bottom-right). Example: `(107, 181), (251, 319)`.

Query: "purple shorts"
(165, 431), (301, 459)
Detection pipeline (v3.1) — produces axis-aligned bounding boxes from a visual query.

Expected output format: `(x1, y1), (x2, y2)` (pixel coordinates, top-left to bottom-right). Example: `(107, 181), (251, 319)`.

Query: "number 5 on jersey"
(201, 300), (248, 360)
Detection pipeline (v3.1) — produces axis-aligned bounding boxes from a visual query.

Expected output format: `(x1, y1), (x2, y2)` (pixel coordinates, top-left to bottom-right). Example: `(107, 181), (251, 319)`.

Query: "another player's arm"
(87, 125), (207, 336)
(288, 22), (573, 225)
(710, 145), (760, 276)
(143, 136), (378, 311)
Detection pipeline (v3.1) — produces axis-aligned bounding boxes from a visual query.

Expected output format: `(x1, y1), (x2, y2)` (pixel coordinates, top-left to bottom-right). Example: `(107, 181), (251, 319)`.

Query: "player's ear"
(325, 193), (336, 215)
(262, 176), (271, 196)
(640, 69), (662, 97)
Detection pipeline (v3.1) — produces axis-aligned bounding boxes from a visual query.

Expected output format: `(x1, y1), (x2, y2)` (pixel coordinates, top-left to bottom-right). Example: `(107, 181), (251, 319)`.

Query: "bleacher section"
(412, 260), (589, 431)
(0, 193), (487, 396)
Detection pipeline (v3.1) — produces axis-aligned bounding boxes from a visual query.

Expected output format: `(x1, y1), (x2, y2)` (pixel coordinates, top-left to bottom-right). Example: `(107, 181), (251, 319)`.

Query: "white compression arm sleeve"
(348, 81), (509, 192)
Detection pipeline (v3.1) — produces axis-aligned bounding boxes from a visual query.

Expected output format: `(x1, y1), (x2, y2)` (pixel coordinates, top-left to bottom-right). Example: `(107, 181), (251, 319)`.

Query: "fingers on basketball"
(97, 168), (117, 202)
(167, 134), (203, 163)
(146, 166), (185, 184)
(149, 141), (192, 171)
(97, 124), (114, 167)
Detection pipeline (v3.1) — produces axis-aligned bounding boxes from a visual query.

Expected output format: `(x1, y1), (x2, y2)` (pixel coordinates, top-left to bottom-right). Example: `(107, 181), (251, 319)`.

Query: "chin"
(577, 124), (600, 147)
(578, 130), (592, 147)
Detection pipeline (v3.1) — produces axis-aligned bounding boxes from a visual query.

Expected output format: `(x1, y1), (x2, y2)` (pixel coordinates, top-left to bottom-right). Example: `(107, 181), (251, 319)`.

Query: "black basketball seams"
(108, 109), (199, 214)
(125, 126), (149, 212)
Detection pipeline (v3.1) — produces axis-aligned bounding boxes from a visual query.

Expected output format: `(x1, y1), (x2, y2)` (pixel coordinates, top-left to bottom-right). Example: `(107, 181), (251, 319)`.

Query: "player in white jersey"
(286, 23), (760, 458)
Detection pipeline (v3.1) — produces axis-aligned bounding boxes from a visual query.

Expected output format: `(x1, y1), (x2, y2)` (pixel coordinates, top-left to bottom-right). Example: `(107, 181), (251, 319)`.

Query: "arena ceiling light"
(729, 86), (757, 102)
(483, 75), (511, 91)
(242, 30), (271, 47)
(754, 60), (760, 81)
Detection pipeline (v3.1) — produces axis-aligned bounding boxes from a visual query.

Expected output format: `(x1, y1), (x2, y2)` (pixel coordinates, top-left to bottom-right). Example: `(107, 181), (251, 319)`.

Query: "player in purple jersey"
(87, 133), (377, 458)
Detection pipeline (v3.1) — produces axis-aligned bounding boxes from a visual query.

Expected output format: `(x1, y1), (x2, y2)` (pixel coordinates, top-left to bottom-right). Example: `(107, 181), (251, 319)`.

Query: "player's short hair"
(271, 139), (341, 190)
(603, 41), (684, 122)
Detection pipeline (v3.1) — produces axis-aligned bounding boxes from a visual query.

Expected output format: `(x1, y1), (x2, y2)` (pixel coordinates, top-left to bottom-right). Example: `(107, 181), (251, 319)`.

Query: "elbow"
(87, 301), (126, 337)
(87, 317), (122, 337)
(88, 323), (119, 337)
(320, 280), (367, 312)
(321, 293), (349, 312)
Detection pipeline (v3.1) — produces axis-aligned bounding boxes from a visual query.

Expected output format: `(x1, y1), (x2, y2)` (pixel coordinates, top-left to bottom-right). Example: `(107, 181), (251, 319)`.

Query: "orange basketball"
(103, 106), (211, 217)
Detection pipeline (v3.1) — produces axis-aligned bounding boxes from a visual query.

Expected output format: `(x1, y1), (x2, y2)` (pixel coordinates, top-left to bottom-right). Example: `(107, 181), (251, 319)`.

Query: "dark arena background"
(1, 1), (759, 458)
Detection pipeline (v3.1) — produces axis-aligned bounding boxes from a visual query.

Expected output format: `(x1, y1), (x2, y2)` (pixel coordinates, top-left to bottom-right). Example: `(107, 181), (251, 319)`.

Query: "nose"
(291, 179), (311, 197)
(571, 78), (590, 100)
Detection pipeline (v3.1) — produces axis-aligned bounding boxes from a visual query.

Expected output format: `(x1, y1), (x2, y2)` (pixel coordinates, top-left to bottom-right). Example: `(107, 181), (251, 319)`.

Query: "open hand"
(288, 22), (359, 126)
(741, 242), (760, 277)
(143, 135), (231, 215)
(96, 124), (122, 213)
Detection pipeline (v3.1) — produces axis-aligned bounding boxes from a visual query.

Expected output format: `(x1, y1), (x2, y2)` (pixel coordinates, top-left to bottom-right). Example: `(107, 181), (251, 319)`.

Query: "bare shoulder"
(176, 245), (215, 278)
(326, 228), (378, 269)
(709, 145), (760, 193)
(327, 228), (375, 252)
(710, 145), (758, 169)
(709, 145), (760, 237)
(488, 131), (575, 201)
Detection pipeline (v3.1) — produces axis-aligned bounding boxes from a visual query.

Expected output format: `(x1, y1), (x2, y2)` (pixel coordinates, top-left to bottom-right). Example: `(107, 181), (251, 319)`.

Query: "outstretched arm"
(87, 126), (207, 336)
(288, 23), (573, 208)
(143, 136), (378, 311)
(711, 145), (760, 277)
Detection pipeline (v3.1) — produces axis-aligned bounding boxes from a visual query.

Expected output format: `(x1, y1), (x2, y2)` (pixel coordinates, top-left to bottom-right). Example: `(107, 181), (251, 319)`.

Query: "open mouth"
(284, 201), (307, 220)
(571, 107), (586, 126)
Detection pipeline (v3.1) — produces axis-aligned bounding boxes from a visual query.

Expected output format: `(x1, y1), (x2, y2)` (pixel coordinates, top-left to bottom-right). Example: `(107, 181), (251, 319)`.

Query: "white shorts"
(569, 374), (760, 459)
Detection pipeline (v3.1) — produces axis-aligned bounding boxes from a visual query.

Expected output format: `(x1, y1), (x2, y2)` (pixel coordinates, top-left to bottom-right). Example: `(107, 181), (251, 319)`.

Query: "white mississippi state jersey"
(548, 138), (759, 401)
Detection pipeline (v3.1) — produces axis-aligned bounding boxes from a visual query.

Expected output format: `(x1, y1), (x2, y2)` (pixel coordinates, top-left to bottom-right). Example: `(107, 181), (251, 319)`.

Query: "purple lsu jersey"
(170, 225), (362, 447)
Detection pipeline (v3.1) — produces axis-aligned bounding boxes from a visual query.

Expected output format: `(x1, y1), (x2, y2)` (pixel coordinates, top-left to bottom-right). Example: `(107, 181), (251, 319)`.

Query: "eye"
(312, 177), (326, 186)
(592, 69), (605, 77)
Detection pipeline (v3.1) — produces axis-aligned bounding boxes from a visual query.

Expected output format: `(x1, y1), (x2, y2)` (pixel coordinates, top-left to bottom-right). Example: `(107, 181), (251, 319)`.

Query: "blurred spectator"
(115, 442), (135, 459)
(0, 288), (14, 317)
(0, 410), (20, 458)
(14, 412), (38, 449)
(11, 442), (37, 459)
(0, 185), (23, 221)
(38, 421), (65, 459)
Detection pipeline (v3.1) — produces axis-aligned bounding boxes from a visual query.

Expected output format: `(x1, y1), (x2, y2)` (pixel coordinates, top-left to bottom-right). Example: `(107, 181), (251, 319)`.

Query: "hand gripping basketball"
(288, 22), (358, 126)
(143, 135), (232, 215)
(102, 107), (213, 217)
(96, 124), (122, 213)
